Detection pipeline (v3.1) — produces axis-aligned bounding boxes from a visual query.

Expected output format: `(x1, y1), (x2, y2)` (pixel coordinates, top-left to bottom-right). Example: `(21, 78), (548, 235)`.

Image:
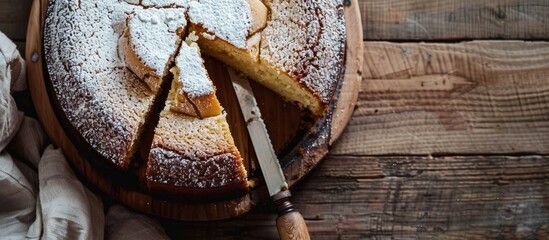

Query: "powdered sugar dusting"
(187, 0), (252, 48)
(148, 148), (245, 188)
(175, 41), (214, 98)
(128, 8), (187, 77)
(260, 0), (346, 104)
(44, 0), (155, 166)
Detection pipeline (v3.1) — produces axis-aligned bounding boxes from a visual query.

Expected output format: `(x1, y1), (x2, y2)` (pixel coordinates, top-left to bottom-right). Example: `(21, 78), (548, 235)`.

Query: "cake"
(190, 0), (345, 115)
(147, 86), (247, 199)
(119, 8), (187, 93)
(145, 35), (248, 198)
(44, 0), (345, 201)
(44, 1), (155, 170)
(169, 35), (223, 119)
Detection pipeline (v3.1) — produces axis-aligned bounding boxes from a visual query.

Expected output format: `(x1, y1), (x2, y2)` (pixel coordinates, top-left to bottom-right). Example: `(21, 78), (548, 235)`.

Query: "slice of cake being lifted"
(146, 36), (248, 199)
(120, 7), (187, 93)
(169, 33), (223, 119)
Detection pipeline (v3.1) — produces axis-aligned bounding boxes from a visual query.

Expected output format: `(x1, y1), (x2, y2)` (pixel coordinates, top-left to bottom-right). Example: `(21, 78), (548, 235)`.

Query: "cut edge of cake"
(146, 84), (249, 199)
(110, 7), (190, 170)
(193, 30), (327, 115)
(187, 0), (345, 116)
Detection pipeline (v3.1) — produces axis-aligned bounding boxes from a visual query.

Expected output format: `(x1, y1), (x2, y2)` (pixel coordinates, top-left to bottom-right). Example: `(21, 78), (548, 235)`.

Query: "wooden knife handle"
(274, 191), (311, 240)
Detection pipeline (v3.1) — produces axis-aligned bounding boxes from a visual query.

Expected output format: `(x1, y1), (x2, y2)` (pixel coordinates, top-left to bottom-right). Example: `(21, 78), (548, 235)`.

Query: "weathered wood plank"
(0, 0), (33, 40)
(163, 155), (549, 239)
(360, 0), (549, 40)
(332, 41), (549, 155)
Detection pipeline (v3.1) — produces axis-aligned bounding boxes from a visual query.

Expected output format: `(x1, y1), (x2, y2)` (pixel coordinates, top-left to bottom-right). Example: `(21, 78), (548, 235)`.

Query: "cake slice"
(120, 8), (187, 93)
(187, 0), (266, 68)
(44, 1), (163, 170)
(146, 86), (248, 199)
(146, 30), (247, 198)
(254, 0), (346, 115)
(188, 0), (345, 115)
(169, 33), (223, 118)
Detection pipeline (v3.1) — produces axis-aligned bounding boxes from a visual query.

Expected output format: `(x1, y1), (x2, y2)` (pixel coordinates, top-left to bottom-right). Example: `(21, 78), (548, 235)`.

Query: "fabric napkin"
(0, 31), (170, 240)
(0, 31), (25, 151)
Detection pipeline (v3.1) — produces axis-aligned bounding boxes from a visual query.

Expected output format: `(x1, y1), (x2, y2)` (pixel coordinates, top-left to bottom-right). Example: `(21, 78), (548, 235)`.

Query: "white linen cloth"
(0, 32), (170, 239)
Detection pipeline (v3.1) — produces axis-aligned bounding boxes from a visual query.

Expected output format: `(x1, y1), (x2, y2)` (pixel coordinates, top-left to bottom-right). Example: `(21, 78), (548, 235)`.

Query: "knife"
(229, 69), (311, 240)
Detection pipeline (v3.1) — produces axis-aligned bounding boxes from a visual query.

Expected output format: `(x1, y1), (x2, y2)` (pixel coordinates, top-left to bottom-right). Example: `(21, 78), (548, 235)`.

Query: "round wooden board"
(26, 0), (363, 221)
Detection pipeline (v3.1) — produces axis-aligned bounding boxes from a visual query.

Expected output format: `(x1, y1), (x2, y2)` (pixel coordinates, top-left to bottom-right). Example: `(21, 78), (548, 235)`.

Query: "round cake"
(44, 0), (346, 201)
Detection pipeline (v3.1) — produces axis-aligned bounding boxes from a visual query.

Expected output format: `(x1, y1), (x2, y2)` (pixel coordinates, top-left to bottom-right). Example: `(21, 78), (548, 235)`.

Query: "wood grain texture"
(276, 211), (311, 240)
(332, 41), (549, 155)
(163, 155), (549, 239)
(360, 0), (549, 40)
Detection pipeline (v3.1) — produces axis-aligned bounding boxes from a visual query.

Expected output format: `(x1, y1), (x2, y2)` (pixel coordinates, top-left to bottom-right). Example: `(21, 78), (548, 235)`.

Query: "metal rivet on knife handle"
(32, 52), (39, 63)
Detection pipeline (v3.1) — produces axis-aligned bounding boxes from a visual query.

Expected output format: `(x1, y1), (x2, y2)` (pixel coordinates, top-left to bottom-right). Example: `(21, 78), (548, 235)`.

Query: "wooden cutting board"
(26, 0), (363, 221)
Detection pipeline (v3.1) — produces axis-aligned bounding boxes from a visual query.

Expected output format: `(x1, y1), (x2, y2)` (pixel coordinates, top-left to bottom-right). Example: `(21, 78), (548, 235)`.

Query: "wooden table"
(3, 0), (549, 239)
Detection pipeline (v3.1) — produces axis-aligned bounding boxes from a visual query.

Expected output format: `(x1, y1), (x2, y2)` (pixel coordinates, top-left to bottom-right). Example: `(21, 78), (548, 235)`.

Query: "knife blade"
(229, 69), (310, 240)
(228, 69), (288, 196)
